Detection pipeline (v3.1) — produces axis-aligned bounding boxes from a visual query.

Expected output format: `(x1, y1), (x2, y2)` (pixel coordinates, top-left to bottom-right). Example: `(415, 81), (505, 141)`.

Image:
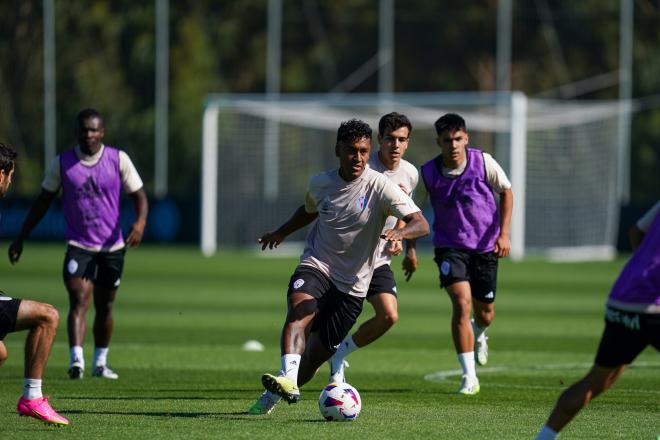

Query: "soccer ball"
(318, 382), (361, 421)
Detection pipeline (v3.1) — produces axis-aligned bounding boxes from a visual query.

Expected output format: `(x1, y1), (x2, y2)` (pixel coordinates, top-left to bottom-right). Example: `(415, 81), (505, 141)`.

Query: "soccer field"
(0, 244), (657, 439)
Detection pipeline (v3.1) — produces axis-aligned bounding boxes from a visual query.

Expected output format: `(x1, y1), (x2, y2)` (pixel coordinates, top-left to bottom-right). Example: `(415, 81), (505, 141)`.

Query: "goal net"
(201, 92), (622, 261)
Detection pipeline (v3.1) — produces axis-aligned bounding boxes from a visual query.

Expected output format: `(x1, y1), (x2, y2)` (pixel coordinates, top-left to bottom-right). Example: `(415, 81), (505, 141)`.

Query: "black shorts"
(434, 248), (498, 303)
(594, 306), (660, 367)
(367, 265), (397, 298)
(0, 293), (22, 341)
(63, 245), (126, 289)
(287, 266), (364, 352)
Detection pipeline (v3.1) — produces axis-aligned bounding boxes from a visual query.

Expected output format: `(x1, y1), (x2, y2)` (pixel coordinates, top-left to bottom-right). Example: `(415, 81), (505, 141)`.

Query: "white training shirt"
(42, 144), (144, 194)
(300, 166), (421, 297)
(413, 151), (511, 206)
(368, 154), (419, 269)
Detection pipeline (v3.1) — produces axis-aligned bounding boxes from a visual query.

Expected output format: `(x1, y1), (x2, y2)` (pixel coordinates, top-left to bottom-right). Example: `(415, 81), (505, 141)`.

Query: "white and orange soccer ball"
(318, 382), (361, 421)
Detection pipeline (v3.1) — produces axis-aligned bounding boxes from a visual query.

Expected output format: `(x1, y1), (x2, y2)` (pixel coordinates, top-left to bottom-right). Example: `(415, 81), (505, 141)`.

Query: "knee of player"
(41, 303), (60, 329)
(383, 310), (399, 327)
(0, 344), (8, 366)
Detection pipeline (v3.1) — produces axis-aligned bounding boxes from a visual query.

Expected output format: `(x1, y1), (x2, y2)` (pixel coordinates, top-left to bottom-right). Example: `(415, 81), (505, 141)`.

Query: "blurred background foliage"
(0, 0), (658, 201)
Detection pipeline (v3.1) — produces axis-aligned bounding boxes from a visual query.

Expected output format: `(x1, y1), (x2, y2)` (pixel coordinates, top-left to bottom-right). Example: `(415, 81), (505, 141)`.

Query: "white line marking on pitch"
(424, 361), (660, 394)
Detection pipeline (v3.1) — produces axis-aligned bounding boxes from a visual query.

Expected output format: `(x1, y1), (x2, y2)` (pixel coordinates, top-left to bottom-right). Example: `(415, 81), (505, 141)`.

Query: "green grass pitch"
(0, 244), (658, 439)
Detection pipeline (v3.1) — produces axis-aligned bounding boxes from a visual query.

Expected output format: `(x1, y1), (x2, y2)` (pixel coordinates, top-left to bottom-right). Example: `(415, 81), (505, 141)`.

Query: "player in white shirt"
(328, 112), (420, 383)
(248, 119), (429, 415)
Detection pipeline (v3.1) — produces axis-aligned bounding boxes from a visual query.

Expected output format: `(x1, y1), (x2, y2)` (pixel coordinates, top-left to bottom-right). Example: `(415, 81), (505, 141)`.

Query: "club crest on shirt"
(357, 194), (369, 211)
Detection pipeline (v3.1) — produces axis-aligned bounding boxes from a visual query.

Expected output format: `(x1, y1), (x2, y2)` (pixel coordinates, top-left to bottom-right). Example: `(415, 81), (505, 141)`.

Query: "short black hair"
(434, 113), (466, 135)
(336, 119), (372, 146)
(378, 112), (412, 137)
(0, 142), (17, 173)
(76, 108), (104, 128)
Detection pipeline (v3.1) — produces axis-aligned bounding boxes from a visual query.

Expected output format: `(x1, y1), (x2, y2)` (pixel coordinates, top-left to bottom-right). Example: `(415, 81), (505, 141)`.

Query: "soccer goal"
(201, 92), (622, 261)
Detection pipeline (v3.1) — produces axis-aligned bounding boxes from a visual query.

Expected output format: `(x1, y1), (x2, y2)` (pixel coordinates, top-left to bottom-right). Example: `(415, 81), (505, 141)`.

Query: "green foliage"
(0, 1), (658, 199)
(0, 245), (658, 439)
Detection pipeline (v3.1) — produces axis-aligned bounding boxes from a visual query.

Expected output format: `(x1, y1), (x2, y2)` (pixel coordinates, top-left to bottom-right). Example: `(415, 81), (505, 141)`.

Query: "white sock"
(281, 354), (301, 385)
(23, 378), (43, 400)
(94, 347), (109, 367)
(534, 425), (558, 440)
(330, 336), (358, 371)
(471, 318), (487, 340)
(457, 352), (477, 378)
(70, 346), (84, 368)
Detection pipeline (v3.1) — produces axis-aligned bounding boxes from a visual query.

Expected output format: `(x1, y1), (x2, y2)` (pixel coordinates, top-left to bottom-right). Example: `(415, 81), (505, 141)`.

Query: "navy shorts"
(287, 266), (364, 352)
(434, 248), (498, 303)
(594, 306), (660, 367)
(367, 265), (397, 298)
(63, 245), (126, 289)
(0, 293), (22, 341)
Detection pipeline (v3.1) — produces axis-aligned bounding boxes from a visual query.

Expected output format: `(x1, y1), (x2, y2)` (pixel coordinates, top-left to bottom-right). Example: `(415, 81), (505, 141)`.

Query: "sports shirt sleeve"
(41, 155), (61, 192)
(483, 153), (511, 194)
(381, 177), (420, 219)
(636, 201), (660, 232)
(412, 168), (428, 208)
(119, 151), (144, 193)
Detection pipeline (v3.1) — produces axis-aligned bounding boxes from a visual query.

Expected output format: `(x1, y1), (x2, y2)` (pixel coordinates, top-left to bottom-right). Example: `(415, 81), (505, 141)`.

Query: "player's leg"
(63, 246), (95, 378)
(329, 265), (398, 382)
(541, 364), (625, 437)
(259, 267), (325, 407)
(14, 299), (69, 426)
(90, 249), (124, 379)
(470, 251), (498, 366)
(0, 341), (7, 367)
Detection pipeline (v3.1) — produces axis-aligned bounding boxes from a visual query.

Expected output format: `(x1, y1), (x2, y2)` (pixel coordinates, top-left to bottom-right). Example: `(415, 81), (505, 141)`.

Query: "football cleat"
(328, 359), (350, 383)
(17, 396), (69, 426)
(261, 374), (300, 404)
(247, 391), (281, 415)
(475, 334), (489, 366)
(67, 363), (84, 380)
(92, 365), (119, 379)
(457, 375), (480, 396)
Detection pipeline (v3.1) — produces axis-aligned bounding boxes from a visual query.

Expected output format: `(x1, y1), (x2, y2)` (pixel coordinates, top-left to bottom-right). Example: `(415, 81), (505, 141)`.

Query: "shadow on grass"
(62, 396), (242, 401)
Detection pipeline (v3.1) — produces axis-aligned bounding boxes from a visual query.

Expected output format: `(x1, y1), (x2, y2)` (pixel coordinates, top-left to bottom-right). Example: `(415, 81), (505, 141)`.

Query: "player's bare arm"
(494, 188), (513, 258)
(258, 205), (318, 250)
(125, 188), (148, 248)
(8, 189), (58, 264)
(381, 211), (429, 242)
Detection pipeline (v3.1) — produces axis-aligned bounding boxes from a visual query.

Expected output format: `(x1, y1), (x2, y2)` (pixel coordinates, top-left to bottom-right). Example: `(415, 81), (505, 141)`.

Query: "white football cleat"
(475, 334), (489, 366)
(92, 365), (119, 379)
(328, 359), (349, 383)
(457, 375), (480, 396)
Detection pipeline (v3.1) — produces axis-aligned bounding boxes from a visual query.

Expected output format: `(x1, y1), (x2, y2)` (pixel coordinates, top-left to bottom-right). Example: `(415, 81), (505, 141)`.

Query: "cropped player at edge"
(328, 112), (420, 384)
(535, 201), (660, 440)
(0, 143), (69, 426)
(413, 113), (513, 396)
(248, 119), (429, 415)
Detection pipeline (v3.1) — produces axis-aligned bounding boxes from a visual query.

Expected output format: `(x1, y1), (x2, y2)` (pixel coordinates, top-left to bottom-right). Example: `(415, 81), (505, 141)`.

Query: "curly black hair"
(336, 119), (372, 147)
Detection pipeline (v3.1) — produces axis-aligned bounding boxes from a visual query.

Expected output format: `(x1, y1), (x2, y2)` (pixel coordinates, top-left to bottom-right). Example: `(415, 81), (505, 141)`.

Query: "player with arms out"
(248, 119), (429, 415)
(535, 201), (660, 440)
(328, 112), (420, 383)
(0, 143), (69, 426)
(414, 113), (513, 395)
(8, 109), (148, 380)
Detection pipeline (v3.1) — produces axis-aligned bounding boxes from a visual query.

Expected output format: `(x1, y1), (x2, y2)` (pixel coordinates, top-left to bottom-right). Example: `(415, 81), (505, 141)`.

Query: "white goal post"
(201, 92), (621, 261)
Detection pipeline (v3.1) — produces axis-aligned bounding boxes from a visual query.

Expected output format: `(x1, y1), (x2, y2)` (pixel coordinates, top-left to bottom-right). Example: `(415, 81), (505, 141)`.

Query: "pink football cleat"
(17, 396), (69, 426)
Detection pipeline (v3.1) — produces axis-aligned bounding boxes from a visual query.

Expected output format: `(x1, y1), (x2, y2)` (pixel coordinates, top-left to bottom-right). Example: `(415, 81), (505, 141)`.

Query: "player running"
(248, 119), (429, 415)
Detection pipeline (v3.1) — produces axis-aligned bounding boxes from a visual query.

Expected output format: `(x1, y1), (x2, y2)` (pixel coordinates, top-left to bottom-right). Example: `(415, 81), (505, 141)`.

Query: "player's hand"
(381, 228), (404, 242)
(258, 231), (285, 250)
(386, 239), (403, 256)
(125, 221), (145, 248)
(494, 234), (511, 258)
(8, 240), (23, 265)
(402, 248), (417, 281)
